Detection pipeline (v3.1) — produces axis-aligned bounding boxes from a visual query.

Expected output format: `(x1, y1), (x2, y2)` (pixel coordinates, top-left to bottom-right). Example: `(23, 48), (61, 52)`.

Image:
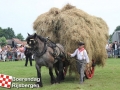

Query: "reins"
(33, 37), (47, 57)
(33, 36), (67, 61)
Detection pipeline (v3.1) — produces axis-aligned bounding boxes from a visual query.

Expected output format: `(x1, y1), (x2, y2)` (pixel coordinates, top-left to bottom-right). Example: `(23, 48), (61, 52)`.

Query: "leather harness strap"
(34, 41), (47, 57)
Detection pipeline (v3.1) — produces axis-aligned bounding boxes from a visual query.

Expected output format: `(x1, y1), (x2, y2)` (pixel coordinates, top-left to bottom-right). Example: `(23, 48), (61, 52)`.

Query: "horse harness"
(33, 40), (47, 57)
(47, 42), (66, 63)
(33, 38), (62, 63)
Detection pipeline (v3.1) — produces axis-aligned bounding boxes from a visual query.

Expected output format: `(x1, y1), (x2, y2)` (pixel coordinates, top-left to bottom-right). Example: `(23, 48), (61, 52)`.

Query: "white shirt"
(70, 49), (90, 63)
(115, 44), (117, 50)
(105, 44), (111, 50)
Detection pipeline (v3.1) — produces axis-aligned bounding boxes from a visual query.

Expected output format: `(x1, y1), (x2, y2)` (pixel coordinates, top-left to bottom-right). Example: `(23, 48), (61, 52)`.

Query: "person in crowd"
(0, 48), (2, 60)
(106, 42), (112, 58)
(24, 47), (32, 66)
(11, 48), (18, 61)
(110, 42), (114, 57)
(112, 41), (118, 58)
(67, 42), (89, 84)
(16, 46), (21, 60)
(7, 47), (12, 60)
(117, 42), (120, 57)
(1, 47), (7, 62)
(19, 45), (25, 60)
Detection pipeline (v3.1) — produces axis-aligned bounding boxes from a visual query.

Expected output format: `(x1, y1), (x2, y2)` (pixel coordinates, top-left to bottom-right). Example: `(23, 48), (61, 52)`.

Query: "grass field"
(0, 58), (120, 90)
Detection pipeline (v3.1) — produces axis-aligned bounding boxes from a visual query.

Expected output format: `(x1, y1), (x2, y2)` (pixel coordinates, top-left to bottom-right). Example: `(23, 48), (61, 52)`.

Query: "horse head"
(26, 33), (39, 49)
(26, 33), (47, 49)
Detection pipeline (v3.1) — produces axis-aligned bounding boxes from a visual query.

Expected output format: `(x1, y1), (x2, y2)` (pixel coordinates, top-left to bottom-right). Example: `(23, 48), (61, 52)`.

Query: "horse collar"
(35, 41), (47, 57)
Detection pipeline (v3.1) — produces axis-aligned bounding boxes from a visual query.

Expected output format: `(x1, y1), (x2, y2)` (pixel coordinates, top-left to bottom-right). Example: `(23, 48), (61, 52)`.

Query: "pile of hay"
(33, 4), (109, 70)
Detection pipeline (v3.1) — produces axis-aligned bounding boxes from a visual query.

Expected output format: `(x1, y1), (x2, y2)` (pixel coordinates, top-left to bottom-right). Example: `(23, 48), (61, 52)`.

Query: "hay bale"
(33, 4), (109, 71)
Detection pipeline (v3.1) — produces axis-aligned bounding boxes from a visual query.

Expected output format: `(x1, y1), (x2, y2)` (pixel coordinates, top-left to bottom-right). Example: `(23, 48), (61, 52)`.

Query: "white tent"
(112, 31), (120, 43)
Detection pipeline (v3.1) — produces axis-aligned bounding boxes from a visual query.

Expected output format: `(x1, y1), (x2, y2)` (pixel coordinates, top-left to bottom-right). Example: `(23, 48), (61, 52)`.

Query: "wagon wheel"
(63, 59), (70, 76)
(63, 66), (68, 76)
(85, 60), (96, 79)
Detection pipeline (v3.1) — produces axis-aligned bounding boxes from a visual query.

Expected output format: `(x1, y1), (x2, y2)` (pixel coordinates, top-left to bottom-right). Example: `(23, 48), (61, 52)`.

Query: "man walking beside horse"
(68, 42), (89, 84)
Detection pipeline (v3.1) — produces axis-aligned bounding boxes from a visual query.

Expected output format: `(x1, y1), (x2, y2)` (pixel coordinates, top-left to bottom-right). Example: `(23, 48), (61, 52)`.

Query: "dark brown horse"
(26, 33), (69, 87)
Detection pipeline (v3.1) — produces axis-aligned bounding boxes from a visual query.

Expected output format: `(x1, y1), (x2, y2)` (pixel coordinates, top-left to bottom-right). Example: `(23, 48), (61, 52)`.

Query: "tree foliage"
(0, 37), (7, 47)
(0, 27), (15, 39)
(109, 34), (112, 43)
(0, 27), (24, 40)
(115, 26), (120, 31)
(16, 33), (24, 41)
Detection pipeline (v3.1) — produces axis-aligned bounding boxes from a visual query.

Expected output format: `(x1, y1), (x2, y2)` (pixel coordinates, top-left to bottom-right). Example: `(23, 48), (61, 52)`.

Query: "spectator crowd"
(0, 45), (33, 62)
(106, 41), (120, 58)
(1, 40), (119, 62)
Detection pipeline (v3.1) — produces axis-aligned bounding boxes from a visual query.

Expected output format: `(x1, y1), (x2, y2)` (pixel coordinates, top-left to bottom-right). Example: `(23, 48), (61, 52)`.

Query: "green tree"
(16, 33), (24, 41)
(0, 37), (7, 47)
(0, 27), (4, 37)
(0, 27), (15, 39)
(109, 34), (112, 43)
(115, 26), (120, 31)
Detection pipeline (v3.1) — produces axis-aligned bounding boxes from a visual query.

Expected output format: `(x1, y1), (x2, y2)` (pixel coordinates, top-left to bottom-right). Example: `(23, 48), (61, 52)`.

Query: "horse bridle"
(30, 38), (47, 57)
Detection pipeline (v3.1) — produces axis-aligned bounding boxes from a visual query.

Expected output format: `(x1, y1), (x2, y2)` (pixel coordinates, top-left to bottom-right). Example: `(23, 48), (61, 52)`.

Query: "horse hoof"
(35, 83), (43, 88)
(55, 82), (60, 84)
(33, 84), (40, 88)
(51, 82), (56, 85)
(51, 83), (56, 85)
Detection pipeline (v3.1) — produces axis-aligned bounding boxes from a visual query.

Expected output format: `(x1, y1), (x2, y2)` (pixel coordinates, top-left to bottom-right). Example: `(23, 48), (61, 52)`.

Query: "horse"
(26, 33), (69, 87)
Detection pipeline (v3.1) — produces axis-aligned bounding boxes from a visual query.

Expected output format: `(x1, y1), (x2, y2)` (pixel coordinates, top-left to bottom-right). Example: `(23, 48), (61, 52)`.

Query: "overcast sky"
(0, 0), (120, 39)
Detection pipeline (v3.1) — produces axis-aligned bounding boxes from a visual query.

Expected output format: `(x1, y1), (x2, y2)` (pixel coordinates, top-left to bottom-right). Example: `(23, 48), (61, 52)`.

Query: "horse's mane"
(26, 34), (46, 42)
(37, 35), (46, 42)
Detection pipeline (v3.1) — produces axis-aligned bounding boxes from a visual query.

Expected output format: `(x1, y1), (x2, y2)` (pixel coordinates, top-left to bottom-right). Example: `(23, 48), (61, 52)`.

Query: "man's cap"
(78, 42), (85, 46)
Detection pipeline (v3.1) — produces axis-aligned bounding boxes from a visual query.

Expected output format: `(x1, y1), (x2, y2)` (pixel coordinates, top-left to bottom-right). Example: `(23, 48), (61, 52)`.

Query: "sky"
(0, 0), (120, 39)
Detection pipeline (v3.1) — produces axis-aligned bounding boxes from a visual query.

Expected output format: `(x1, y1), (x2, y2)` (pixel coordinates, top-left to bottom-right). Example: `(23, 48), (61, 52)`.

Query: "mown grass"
(0, 58), (120, 90)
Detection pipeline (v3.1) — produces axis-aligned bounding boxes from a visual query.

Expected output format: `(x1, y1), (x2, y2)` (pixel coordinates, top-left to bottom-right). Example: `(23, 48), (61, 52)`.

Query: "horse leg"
(56, 59), (64, 83)
(49, 68), (56, 84)
(55, 67), (58, 76)
(63, 60), (69, 76)
(36, 64), (43, 87)
(54, 62), (59, 76)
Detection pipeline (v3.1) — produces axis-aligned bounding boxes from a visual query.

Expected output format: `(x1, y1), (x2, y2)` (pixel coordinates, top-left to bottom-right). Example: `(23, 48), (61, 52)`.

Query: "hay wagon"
(33, 4), (109, 79)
